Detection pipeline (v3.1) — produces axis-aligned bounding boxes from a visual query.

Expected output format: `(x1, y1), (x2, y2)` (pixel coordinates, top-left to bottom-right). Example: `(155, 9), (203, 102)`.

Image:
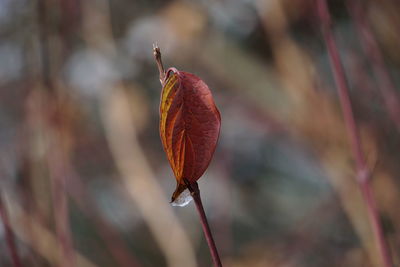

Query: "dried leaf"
(159, 68), (221, 203)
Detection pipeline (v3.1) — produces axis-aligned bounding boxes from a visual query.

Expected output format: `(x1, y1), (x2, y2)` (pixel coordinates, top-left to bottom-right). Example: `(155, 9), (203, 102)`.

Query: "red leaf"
(159, 68), (221, 202)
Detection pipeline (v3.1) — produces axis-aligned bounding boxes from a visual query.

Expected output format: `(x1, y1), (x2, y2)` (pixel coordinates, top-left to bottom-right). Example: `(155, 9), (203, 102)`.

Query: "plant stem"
(316, 1), (392, 266)
(0, 195), (22, 267)
(185, 180), (222, 267)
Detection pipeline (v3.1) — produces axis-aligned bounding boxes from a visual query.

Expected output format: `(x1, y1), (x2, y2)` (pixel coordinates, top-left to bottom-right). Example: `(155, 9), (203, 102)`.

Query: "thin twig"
(153, 44), (166, 84)
(184, 179), (223, 267)
(0, 195), (22, 267)
(317, 1), (392, 266)
(348, 0), (400, 132)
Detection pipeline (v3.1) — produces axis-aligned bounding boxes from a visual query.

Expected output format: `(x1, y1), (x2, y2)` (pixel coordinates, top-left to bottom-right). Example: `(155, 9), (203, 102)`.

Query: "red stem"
(185, 180), (222, 267)
(317, 1), (392, 266)
(0, 196), (22, 267)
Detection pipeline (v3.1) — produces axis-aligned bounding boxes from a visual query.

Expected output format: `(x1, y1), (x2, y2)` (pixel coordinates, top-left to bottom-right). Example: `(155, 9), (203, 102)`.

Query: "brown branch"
(316, 1), (393, 266)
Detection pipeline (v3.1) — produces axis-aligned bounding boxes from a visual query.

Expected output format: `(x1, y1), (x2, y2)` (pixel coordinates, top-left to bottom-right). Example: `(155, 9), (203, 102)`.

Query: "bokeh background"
(1, 0), (400, 266)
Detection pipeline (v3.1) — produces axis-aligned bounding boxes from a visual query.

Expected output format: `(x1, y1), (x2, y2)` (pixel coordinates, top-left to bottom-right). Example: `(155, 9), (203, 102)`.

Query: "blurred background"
(1, 0), (400, 266)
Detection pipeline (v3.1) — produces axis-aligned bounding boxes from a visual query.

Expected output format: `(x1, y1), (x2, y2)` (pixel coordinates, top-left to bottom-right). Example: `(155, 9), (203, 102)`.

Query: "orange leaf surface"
(159, 68), (221, 203)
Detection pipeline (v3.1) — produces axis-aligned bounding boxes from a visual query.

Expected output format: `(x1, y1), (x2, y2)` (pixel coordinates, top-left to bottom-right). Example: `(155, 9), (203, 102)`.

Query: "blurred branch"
(279, 196), (338, 266)
(317, 1), (393, 266)
(37, 0), (52, 91)
(66, 166), (142, 267)
(37, 0), (75, 265)
(46, 129), (76, 267)
(100, 85), (197, 267)
(78, 0), (198, 264)
(3, 193), (97, 267)
(349, 0), (400, 133)
(0, 195), (22, 267)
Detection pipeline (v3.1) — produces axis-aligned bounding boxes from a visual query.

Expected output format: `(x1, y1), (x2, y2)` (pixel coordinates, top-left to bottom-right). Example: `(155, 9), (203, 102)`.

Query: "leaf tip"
(152, 43), (160, 57)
